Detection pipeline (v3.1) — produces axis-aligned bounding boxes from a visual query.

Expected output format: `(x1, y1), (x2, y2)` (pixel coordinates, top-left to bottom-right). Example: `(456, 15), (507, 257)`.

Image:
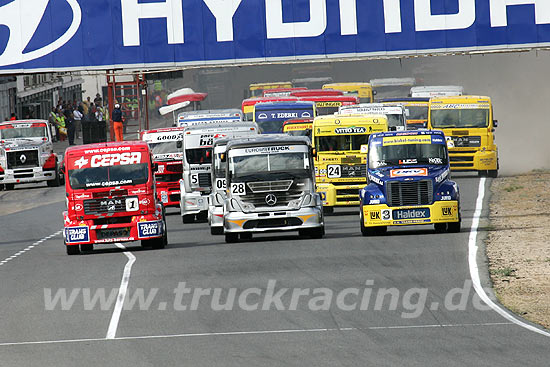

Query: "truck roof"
(0, 119), (48, 126)
(410, 86), (464, 97)
(298, 95), (359, 103)
(178, 109), (242, 119)
(253, 101), (316, 110)
(142, 126), (185, 134)
(290, 89), (344, 97)
(323, 82), (372, 88)
(242, 96), (299, 107)
(371, 130), (445, 139)
(370, 78), (416, 87)
(183, 122), (258, 134)
(227, 134), (310, 151)
(380, 98), (430, 103)
(313, 114), (388, 125)
(429, 95), (491, 104)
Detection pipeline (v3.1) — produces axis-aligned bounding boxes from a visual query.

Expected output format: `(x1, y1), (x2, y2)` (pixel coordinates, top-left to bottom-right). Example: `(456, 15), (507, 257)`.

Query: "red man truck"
(62, 141), (167, 255)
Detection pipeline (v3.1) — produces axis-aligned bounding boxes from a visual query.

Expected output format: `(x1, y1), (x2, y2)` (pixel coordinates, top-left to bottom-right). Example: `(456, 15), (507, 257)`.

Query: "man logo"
(265, 194), (277, 206)
(0, 0), (82, 67)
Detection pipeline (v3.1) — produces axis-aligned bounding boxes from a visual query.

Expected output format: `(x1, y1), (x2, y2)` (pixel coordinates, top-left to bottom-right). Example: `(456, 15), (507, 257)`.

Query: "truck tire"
(240, 233), (253, 240)
(447, 221), (461, 233)
(182, 215), (194, 224)
(488, 170), (498, 178)
(210, 227), (223, 235)
(360, 211), (386, 236)
(300, 226), (324, 239)
(225, 233), (239, 243)
(80, 244), (93, 252)
(324, 206), (334, 215)
(0, 184), (4, 191)
(5, 183), (14, 191)
(47, 164), (61, 187)
(152, 219), (168, 249)
(196, 211), (208, 221)
(66, 243), (80, 255)
(434, 223), (447, 233)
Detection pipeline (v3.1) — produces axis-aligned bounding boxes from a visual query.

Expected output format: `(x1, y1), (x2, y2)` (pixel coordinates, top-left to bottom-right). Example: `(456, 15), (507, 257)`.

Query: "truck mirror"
(360, 145), (368, 154)
(177, 140), (182, 149)
(220, 153), (226, 161)
(152, 163), (159, 172)
(493, 119), (498, 128)
(311, 147), (317, 158)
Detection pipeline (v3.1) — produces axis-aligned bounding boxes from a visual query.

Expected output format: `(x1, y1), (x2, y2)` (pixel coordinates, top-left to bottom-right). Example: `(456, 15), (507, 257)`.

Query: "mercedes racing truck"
(140, 127), (185, 208)
(223, 135), (324, 243)
(63, 142), (167, 255)
(180, 122), (258, 223)
(359, 130), (460, 236)
(0, 120), (61, 190)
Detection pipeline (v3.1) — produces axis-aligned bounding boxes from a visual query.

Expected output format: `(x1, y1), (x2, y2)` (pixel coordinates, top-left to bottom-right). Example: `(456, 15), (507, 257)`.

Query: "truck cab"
(223, 135), (324, 243)
(312, 114), (389, 212)
(0, 120), (60, 190)
(410, 86), (464, 98)
(140, 127), (185, 208)
(180, 122), (258, 223)
(177, 109), (242, 127)
(322, 82), (374, 104)
(253, 101), (316, 134)
(338, 103), (407, 131)
(359, 130), (460, 235)
(381, 98), (430, 130)
(283, 119), (313, 137)
(62, 141), (167, 255)
(428, 96), (498, 177)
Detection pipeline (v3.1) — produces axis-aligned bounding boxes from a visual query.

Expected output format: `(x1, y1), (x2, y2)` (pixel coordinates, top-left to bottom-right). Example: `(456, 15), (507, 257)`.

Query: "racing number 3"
(231, 183), (246, 195)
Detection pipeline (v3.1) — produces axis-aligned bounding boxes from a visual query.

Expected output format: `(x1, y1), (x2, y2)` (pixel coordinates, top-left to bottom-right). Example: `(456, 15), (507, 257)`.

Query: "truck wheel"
(447, 221), (461, 233)
(80, 244), (93, 252)
(434, 223), (447, 233)
(324, 206), (334, 215)
(182, 215), (194, 224)
(153, 219), (168, 249)
(225, 233), (239, 243)
(240, 233), (253, 240)
(478, 170), (488, 177)
(210, 226), (224, 235)
(196, 211), (208, 221)
(4, 183), (14, 191)
(66, 244), (80, 255)
(488, 170), (498, 178)
(309, 226), (325, 239)
(47, 164), (61, 187)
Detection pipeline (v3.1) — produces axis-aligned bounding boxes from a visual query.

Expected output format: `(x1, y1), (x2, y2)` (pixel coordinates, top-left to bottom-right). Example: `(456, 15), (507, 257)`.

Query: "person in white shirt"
(73, 104), (84, 139)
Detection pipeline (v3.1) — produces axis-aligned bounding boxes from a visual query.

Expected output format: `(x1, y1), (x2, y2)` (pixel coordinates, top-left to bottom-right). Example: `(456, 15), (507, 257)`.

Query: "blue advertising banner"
(0, 0), (549, 73)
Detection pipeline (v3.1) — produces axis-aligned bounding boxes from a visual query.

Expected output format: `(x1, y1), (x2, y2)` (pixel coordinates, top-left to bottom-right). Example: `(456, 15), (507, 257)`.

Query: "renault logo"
(19, 154), (27, 164)
(0, 0), (82, 67)
(265, 194), (277, 206)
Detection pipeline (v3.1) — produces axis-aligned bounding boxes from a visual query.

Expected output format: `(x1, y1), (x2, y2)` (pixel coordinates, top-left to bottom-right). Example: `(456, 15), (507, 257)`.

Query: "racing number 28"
(231, 183), (246, 195)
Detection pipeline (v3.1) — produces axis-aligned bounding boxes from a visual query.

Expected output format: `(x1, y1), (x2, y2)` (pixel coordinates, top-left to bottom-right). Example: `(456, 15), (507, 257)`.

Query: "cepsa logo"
(73, 152), (142, 168)
(0, 0), (82, 67)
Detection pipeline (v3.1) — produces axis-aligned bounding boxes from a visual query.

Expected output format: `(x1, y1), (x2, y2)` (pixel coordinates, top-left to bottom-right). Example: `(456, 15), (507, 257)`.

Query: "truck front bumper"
(362, 201), (460, 227)
(209, 204), (224, 229)
(156, 182), (181, 208)
(316, 182), (365, 207)
(0, 167), (55, 185)
(180, 192), (209, 216)
(449, 149), (498, 172)
(224, 206), (323, 234)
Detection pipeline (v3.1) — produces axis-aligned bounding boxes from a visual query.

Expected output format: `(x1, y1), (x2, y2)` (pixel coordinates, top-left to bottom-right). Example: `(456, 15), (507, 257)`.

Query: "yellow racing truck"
(322, 82), (374, 104)
(428, 96), (499, 177)
(312, 114), (389, 213)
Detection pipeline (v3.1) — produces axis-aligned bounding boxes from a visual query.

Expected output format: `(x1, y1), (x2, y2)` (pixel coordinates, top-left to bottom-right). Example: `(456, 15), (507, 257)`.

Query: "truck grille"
(198, 173), (211, 188)
(248, 180), (293, 193)
(84, 197), (137, 215)
(386, 180), (433, 207)
(7, 150), (39, 169)
(155, 173), (181, 183)
(242, 190), (303, 208)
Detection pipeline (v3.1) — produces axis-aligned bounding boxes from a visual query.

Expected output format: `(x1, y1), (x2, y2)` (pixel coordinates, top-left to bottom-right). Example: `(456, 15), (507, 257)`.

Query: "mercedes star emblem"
(19, 154), (27, 164)
(265, 193), (277, 206)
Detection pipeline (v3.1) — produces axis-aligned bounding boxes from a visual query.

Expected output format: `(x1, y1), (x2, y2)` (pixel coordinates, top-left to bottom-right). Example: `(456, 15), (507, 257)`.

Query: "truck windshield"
(186, 148), (212, 164)
(149, 142), (181, 158)
(431, 109), (489, 128)
(286, 129), (311, 137)
(369, 143), (448, 169)
(214, 151), (226, 178)
(316, 135), (370, 152)
(69, 164), (149, 189)
(406, 106), (428, 120)
(231, 152), (309, 179)
(0, 125), (47, 139)
(255, 108), (314, 133)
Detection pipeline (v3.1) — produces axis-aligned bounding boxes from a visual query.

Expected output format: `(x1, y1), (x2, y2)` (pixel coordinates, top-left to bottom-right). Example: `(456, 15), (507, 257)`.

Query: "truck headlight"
(228, 198), (243, 212)
(300, 194), (316, 208)
(288, 198), (302, 209)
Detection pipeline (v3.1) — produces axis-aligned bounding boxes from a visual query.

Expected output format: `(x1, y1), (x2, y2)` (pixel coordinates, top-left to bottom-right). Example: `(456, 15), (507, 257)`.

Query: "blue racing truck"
(253, 101), (316, 134)
(359, 130), (460, 235)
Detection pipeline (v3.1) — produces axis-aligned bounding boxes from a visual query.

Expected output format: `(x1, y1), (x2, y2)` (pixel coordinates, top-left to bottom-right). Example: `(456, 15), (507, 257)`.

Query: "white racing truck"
(223, 135), (324, 243)
(0, 120), (61, 190)
(180, 122), (258, 223)
(209, 136), (257, 235)
(177, 109), (243, 127)
(338, 103), (407, 131)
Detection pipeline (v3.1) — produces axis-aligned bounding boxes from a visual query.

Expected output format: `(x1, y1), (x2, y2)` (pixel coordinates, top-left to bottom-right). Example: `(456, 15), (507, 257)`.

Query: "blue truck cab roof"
(254, 101), (316, 110)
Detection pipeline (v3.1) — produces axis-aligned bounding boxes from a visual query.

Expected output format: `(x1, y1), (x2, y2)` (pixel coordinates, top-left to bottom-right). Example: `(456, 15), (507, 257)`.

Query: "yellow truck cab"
(322, 83), (374, 104)
(428, 96), (498, 177)
(312, 114), (389, 212)
(247, 82), (293, 98)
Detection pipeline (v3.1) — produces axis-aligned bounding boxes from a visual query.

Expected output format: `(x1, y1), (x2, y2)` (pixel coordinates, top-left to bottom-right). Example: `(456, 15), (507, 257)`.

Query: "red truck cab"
(62, 141), (167, 255)
(140, 127), (185, 208)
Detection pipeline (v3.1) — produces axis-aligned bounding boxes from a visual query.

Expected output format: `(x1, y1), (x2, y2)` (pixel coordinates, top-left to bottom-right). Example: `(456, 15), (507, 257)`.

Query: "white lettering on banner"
(339, 0), (357, 35)
(266, 0), (327, 38)
(203, 0), (244, 42)
(383, 0), (402, 33)
(415, 0), (476, 31)
(90, 152), (142, 167)
(121, 0), (184, 46)
(490, 0), (550, 27)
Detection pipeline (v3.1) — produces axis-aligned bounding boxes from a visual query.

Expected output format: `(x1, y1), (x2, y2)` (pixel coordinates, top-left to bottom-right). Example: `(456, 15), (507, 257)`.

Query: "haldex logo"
(0, 0), (81, 67)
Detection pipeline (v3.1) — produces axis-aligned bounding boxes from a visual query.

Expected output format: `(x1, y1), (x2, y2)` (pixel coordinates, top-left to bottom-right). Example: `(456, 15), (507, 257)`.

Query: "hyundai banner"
(1, 0), (549, 73)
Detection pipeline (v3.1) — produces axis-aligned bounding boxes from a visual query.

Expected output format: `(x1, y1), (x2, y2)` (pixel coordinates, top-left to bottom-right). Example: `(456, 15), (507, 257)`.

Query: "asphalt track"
(0, 170), (549, 366)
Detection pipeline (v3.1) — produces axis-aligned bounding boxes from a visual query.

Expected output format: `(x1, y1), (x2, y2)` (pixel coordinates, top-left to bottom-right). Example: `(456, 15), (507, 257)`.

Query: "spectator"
(111, 103), (124, 141)
(48, 107), (58, 142)
(9, 113), (16, 121)
(56, 109), (67, 141)
(66, 111), (76, 146)
(82, 96), (90, 116)
(88, 103), (96, 122)
(73, 104), (83, 139)
(94, 93), (102, 105)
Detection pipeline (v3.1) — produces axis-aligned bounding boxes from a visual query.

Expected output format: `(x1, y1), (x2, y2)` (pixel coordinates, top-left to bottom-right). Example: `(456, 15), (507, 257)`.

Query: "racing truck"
(381, 98), (430, 130)
(0, 120), (61, 190)
(253, 101), (316, 134)
(63, 141), (167, 255)
(428, 95), (499, 177)
(180, 122), (259, 223)
(312, 114), (389, 213)
(177, 109), (243, 127)
(338, 103), (407, 131)
(223, 135), (324, 243)
(359, 130), (460, 235)
(140, 127), (185, 208)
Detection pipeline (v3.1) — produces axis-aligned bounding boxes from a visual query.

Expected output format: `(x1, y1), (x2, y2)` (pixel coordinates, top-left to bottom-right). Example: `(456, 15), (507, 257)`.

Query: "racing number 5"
(231, 183), (246, 195)
(190, 174), (199, 185)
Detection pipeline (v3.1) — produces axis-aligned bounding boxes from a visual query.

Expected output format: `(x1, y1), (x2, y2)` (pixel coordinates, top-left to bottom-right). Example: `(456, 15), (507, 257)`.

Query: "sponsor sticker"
(392, 208), (430, 220)
(382, 136), (432, 146)
(390, 168), (428, 178)
(65, 226), (90, 243)
(138, 221), (162, 239)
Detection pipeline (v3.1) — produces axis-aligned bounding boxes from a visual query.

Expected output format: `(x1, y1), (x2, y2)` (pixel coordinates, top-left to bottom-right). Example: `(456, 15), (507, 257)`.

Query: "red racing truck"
(140, 127), (185, 208)
(62, 141), (167, 255)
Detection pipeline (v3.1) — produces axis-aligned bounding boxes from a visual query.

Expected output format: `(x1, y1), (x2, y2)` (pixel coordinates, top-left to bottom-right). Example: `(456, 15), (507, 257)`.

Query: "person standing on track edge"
(111, 103), (124, 141)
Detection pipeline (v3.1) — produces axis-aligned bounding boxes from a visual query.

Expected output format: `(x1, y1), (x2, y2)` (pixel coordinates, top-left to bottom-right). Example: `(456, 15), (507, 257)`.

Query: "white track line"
(106, 243), (136, 339)
(0, 322), (513, 347)
(0, 230), (62, 267)
(469, 178), (550, 338)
